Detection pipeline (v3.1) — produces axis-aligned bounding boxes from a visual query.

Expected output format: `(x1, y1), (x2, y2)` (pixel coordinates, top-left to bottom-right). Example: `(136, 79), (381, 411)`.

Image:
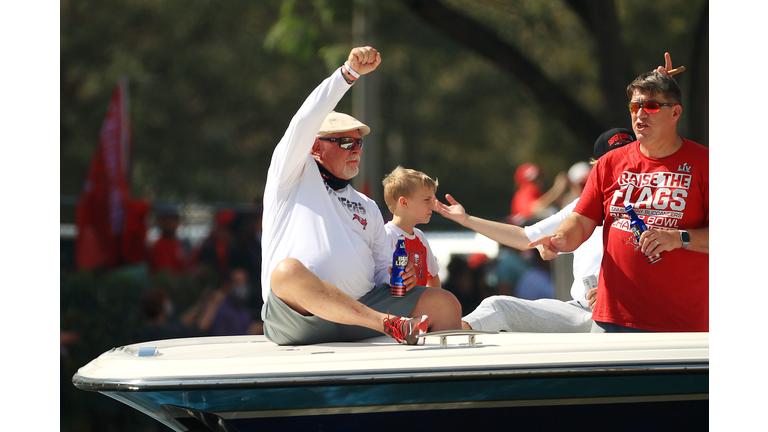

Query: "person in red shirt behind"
(121, 198), (151, 265)
(149, 207), (187, 275)
(509, 163), (568, 226)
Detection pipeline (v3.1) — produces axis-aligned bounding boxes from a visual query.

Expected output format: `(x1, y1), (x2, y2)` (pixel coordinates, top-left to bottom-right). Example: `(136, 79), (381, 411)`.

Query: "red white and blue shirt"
(384, 222), (439, 287)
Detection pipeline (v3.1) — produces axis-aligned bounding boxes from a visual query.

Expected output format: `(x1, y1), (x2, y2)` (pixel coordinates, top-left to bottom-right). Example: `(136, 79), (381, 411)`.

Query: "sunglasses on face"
(318, 137), (364, 150)
(628, 101), (678, 114)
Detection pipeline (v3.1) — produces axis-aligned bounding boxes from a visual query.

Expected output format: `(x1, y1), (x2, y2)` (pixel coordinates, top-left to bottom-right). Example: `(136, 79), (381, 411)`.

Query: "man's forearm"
(552, 212), (597, 252)
(463, 215), (531, 250)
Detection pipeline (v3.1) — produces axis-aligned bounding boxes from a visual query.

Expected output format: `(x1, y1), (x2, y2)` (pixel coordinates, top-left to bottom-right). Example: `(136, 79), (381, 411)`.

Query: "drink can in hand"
(391, 235), (408, 296)
(625, 204), (662, 264)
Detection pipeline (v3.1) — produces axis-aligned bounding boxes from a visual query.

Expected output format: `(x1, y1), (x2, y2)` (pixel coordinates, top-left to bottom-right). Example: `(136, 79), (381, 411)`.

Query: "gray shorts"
(262, 284), (428, 345)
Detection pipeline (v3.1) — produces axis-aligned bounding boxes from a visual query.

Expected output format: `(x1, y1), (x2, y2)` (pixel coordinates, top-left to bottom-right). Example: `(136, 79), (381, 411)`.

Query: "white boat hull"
(73, 332), (709, 431)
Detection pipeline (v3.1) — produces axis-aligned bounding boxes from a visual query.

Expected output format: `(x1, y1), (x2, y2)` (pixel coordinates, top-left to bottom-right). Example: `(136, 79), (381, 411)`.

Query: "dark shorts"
(591, 320), (655, 333)
(262, 284), (428, 345)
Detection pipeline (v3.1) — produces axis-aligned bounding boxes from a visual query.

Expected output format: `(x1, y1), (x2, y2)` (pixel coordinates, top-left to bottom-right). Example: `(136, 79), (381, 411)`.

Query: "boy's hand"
(402, 260), (418, 291)
(388, 260), (418, 291)
(433, 194), (469, 225)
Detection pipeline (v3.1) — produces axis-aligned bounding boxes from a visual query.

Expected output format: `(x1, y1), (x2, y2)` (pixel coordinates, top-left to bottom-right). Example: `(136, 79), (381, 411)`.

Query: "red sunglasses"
(628, 101), (678, 114)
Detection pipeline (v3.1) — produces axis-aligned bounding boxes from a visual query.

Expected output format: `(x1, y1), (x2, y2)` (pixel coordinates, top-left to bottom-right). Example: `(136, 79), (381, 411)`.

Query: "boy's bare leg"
(270, 258), (388, 331)
(409, 288), (462, 331)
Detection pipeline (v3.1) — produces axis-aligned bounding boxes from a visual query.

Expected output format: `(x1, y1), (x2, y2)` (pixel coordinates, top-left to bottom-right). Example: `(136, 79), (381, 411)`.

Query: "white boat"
(73, 331), (709, 431)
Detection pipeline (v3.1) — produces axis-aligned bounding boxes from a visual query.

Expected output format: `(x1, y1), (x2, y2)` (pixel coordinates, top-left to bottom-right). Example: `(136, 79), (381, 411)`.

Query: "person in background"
(561, 161), (592, 206)
(208, 268), (263, 336)
(120, 198), (151, 265)
(228, 209), (262, 291)
(149, 207), (187, 275)
(260, 46), (461, 346)
(434, 128), (635, 333)
(508, 163), (568, 225)
(530, 60), (708, 333)
(138, 287), (219, 342)
(191, 208), (236, 280)
(513, 250), (555, 301)
(441, 255), (487, 316)
(491, 245), (529, 296)
(382, 166), (441, 288)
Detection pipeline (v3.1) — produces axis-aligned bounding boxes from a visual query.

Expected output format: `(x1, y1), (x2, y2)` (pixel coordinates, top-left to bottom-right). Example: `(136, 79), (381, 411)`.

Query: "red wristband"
(341, 65), (357, 83)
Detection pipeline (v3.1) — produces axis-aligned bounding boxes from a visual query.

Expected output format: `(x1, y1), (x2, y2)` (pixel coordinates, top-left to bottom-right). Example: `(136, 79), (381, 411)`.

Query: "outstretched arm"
(434, 194), (532, 250)
(270, 46), (381, 190)
(528, 212), (598, 260)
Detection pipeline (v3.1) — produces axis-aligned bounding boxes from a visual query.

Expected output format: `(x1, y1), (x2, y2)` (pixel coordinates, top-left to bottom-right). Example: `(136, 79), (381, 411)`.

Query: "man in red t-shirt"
(530, 65), (708, 332)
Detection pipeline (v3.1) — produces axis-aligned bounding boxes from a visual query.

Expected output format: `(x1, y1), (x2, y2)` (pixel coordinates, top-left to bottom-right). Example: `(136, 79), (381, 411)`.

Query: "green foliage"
(61, 0), (705, 222)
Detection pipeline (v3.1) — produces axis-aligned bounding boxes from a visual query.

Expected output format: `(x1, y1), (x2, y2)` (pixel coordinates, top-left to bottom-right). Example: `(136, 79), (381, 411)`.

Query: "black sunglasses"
(628, 101), (678, 114)
(318, 137), (364, 150)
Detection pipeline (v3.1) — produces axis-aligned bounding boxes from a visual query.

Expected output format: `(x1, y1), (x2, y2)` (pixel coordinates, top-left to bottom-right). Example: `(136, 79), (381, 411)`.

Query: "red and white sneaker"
(383, 314), (429, 345)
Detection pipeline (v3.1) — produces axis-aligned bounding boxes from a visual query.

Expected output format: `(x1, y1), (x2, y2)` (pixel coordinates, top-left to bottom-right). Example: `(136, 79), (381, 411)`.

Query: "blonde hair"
(382, 166), (438, 213)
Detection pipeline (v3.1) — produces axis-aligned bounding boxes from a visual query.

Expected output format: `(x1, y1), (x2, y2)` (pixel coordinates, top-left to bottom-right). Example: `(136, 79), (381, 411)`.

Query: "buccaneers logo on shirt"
(625, 234), (641, 252)
(352, 214), (368, 229)
(409, 251), (424, 280)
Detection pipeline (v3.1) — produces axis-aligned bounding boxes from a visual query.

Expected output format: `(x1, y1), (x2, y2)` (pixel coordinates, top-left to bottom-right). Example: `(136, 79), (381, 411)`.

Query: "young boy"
(382, 166), (441, 288)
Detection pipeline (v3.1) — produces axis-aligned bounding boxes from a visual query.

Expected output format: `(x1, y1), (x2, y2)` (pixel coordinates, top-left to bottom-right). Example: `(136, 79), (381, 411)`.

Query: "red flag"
(75, 79), (134, 270)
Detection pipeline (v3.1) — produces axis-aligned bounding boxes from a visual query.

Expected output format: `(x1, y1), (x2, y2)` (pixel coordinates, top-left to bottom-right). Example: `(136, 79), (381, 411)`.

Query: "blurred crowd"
(62, 203), (266, 345)
(136, 205), (265, 342)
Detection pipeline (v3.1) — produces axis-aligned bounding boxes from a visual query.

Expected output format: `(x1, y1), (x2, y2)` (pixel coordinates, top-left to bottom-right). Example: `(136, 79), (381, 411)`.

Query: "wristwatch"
(680, 230), (690, 249)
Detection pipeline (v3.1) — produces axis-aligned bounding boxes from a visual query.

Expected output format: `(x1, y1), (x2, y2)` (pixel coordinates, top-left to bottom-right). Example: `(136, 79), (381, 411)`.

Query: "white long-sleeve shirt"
(260, 69), (391, 304)
(524, 198), (603, 307)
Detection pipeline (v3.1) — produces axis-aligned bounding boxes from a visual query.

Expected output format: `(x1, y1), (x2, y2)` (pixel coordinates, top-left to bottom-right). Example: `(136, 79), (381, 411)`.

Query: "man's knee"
(270, 258), (313, 316)
(412, 288), (462, 330)
(418, 288), (462, 314)
(479, 295), (503, 306)
(270, 258), (306, 292)
(480, 295), (513, 310)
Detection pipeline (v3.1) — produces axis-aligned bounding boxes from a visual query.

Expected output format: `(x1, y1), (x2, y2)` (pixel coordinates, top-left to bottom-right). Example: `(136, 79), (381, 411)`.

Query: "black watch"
(680, 230), (690, 249)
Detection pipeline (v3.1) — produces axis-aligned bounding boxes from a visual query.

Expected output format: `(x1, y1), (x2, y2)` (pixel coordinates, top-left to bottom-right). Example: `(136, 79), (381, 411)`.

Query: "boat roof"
(74, 332), (708, 390)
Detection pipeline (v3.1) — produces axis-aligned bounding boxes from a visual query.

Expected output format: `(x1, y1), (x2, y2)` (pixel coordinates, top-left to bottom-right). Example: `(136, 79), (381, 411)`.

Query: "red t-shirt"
(150, 237), (186, 274)
(403, 234), (436, 287)
(575, 139), (709, 332)
(511, 183), (542, 220)
(384, 223), (439, 287)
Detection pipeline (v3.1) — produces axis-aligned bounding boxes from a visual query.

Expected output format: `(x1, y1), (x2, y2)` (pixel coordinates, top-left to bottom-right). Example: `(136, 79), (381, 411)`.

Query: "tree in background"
(61, 0), (707, 222)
